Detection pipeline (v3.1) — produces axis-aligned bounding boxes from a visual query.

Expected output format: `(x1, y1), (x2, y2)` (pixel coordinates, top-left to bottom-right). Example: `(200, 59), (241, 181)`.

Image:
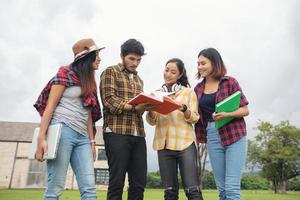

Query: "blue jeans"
(43, 122), (96, 200)
(206, 122), (247, 200)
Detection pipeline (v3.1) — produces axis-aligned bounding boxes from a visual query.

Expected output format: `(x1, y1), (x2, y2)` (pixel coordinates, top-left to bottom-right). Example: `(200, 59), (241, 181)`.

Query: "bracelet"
(180, 104), (188, 113)
(90, 139), (96, 143)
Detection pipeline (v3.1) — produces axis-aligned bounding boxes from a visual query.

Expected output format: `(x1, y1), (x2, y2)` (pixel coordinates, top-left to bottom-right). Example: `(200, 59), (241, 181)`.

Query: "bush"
(241, 174), (269, 190)
(202, 171), (216, 189)
(146, 171), (163, 188)
(288, 177), (300, 191)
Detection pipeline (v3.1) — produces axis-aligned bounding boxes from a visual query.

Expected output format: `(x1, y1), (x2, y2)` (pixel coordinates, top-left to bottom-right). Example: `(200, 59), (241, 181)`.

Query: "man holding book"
(100, 39), (156, 200)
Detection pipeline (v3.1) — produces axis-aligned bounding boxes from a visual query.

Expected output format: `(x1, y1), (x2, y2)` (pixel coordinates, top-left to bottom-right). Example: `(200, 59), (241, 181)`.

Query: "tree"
(247, 121), (300, 193)
(146, 171), (163, 188)
(197, 143), (208, 189)
(288, 176), (300, 191)
(202, 170), (216, 189)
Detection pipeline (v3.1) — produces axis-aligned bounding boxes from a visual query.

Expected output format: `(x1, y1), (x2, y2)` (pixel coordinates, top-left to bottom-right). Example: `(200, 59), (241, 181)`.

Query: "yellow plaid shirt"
(100, 63), (145, 136)
(146, 87), (199, 151)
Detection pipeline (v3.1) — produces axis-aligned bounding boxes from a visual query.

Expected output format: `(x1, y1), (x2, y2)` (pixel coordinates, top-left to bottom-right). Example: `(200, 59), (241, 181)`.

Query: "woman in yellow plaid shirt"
(147, 58), (203, 200)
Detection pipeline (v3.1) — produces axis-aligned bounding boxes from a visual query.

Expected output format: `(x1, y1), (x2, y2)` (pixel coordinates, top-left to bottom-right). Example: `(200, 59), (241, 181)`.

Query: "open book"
(128, 91), (181, 115)
(215, 91), (241, 128)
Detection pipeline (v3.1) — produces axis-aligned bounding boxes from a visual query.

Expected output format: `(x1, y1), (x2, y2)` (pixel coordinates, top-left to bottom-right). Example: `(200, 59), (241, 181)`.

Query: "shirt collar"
(199, 76), (229, 86)
(220, 76), (230, 81)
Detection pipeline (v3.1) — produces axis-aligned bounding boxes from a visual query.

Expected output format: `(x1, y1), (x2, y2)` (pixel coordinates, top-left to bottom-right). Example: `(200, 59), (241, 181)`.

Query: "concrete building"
(0, 121), (118, 190)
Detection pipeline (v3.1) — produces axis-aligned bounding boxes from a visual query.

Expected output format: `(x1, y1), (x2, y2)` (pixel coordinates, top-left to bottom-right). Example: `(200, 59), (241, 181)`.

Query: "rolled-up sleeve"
(100, 68), (126, 114)
(231, 78), (249, 107)
(185, 90), (200, 124)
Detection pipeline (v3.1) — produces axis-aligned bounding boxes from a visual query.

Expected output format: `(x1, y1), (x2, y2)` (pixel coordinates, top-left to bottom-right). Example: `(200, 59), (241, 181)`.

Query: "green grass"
(0, 189), (299, 200)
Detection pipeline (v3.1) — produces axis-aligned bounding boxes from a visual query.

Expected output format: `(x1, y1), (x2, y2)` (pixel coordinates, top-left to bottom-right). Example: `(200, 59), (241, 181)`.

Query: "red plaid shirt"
(194, 76), (249, 146)
(34, 66), (102, 133)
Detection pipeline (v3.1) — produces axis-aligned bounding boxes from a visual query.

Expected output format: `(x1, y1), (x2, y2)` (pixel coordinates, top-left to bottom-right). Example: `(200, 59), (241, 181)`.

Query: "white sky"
(0, 0), (299, 171)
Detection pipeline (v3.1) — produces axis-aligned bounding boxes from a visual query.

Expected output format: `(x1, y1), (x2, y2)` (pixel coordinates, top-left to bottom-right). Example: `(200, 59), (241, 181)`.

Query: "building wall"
(0, 141), (111, 190)
(12, 143), (30, 188)
(0, 142), (17, 188)
(94, 146), (128, 190)
(95, 146), (109, 190)
(11, 159), (30, 188)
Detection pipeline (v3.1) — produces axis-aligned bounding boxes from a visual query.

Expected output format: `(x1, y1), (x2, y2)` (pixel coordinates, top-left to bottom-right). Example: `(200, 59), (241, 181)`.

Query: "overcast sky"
(0, 0), (299, 171)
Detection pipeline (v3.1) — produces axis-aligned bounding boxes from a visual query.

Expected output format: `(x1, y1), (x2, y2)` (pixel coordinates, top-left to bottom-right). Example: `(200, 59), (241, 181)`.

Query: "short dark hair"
(121, 39), (145, 57)
(166, 58), (190, 87)
(196, 48), (227, 80)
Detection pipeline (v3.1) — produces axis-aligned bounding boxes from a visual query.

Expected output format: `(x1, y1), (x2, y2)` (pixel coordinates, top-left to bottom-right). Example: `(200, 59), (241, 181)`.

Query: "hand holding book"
(35, 138), (48, 162)
(212, 112), (231, 121)
(135, 103), (160, 113)
(214, 91), (241, 128)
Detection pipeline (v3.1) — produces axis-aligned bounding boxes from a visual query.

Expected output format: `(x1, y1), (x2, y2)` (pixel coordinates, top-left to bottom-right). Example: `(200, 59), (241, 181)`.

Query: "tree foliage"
(288, 177), (300, 191)
(146, 171), (163, 188)
(202, 170), (216, 189)
(247, 121), (300, 193)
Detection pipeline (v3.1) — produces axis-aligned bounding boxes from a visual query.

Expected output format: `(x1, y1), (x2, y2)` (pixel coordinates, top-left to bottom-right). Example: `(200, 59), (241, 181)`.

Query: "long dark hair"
(71, 51), (97, 97)
(196, 48), (227, 80)
(166, 58), (190, 87)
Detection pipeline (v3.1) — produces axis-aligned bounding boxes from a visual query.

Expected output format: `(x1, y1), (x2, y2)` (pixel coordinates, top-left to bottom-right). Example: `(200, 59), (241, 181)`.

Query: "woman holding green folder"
(194, 48), (249, 200)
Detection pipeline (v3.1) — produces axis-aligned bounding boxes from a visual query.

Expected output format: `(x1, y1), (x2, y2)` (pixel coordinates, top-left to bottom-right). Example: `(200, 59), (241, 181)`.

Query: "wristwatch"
(131, 105), (136, 113)
(180, 104), (187, 113)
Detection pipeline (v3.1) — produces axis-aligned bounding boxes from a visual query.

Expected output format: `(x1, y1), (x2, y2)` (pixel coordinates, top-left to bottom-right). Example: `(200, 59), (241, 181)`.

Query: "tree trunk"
(278, 180), (287, 194)
(197, 143), (208, 189)
(273, 179), (278, 194)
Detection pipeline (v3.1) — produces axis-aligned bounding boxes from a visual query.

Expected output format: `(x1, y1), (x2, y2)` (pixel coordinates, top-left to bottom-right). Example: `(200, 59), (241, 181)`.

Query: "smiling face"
(92, 51), (101, 70)
(164, 62), (181, 86)
(197, 55), (213, 78)
(121, 53), (142, 72)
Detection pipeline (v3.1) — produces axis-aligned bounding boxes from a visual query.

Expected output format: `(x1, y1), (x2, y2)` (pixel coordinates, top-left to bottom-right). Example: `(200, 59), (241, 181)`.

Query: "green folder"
(215, 91), (241, 128)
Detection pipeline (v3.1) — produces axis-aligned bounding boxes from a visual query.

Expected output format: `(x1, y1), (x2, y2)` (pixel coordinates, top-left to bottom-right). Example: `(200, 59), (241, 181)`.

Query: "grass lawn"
(0, 189), (299, 200)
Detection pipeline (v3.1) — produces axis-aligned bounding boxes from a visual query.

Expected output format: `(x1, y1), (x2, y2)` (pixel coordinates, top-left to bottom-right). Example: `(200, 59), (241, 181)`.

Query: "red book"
(128, 93), (181, 115)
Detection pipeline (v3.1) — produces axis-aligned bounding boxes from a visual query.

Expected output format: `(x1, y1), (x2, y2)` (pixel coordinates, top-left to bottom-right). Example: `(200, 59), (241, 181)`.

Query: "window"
(26, 160), (46, 188)
(94, 168), (109, 185)
(97, 149), (107, 160)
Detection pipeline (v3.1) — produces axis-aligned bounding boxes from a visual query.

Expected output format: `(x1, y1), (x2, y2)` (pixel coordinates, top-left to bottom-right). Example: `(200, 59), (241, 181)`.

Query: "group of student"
(34, 38), (249, 200)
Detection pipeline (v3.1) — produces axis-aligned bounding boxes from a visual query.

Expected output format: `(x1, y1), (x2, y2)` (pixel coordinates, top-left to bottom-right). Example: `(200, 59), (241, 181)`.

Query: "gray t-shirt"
(52, 86), (90, 136)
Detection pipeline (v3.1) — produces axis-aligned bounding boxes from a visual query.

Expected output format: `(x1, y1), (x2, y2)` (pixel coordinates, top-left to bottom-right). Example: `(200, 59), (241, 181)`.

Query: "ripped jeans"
(158, 143), (203, 200)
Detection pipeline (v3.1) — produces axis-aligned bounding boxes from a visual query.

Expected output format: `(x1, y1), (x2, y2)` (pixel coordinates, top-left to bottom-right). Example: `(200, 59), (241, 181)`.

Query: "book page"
(128, 90), (176, 106)
(148, 90), (175, 100)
